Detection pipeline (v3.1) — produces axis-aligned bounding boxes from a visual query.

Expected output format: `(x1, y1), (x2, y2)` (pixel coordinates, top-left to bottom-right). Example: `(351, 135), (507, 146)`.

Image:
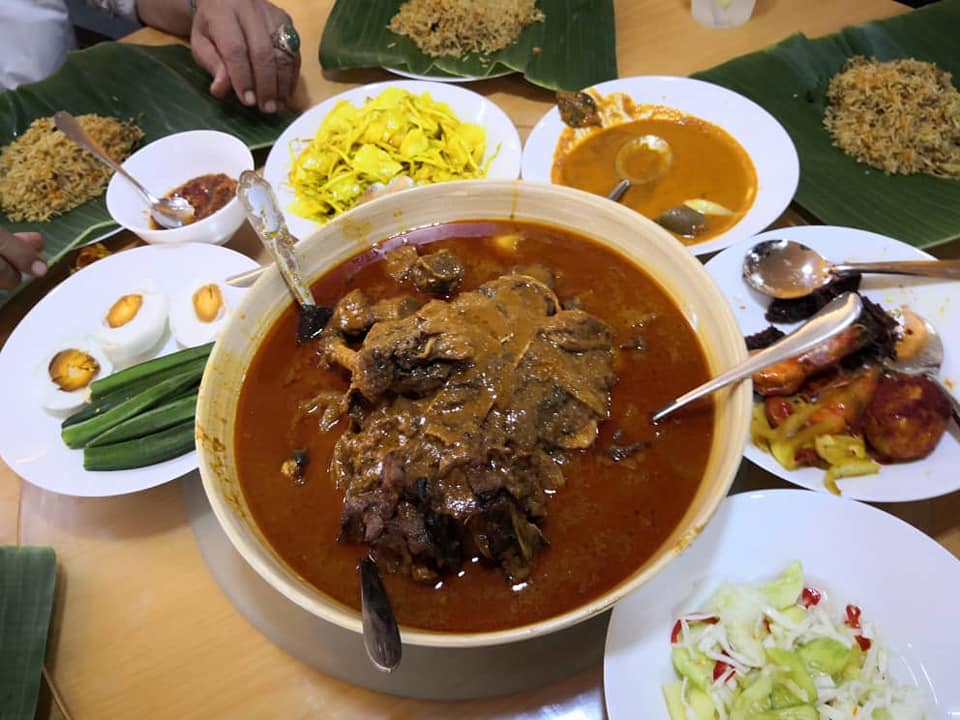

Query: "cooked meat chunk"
(331, 289), (373, 335)
(384, 244), (419, 282)
(511, 263), (556, 289)
(332, 269), (615, 584)
(863, 372), (951, 461)
(410, 249), (465, 296)
(753, 324), (868, 396)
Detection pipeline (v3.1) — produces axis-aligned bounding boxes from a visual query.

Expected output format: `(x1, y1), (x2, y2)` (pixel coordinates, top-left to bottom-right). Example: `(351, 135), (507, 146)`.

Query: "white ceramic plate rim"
(0, 243), (259, 497)
(521, 75), (800, 257)
(382, 66), (514, 83)
(262, 80), (523, 242)
(603, 489), (960, 719)
(704, 225), (960, 502)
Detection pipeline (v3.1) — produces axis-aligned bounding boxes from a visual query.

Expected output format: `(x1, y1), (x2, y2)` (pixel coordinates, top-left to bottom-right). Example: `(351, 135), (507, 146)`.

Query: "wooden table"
(8, 1), (960, 717)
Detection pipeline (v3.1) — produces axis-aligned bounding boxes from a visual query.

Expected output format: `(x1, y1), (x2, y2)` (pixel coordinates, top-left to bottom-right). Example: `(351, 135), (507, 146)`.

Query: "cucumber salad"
(663, 562), (926, 720)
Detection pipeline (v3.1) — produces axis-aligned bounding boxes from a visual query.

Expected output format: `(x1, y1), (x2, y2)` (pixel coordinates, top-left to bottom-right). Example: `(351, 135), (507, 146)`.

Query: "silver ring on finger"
(270, 24), (301, 58)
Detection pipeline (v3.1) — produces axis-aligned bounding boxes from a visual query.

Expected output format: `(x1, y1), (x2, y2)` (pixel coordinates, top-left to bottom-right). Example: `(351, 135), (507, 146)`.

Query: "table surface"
(6, 1), (960, 717)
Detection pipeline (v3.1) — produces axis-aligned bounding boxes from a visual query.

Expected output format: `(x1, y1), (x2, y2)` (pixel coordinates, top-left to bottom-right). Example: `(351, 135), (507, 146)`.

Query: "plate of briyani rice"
(320, 0), (618, 91)
(0, 43), (294, 306)
(691, 1), (960, 249)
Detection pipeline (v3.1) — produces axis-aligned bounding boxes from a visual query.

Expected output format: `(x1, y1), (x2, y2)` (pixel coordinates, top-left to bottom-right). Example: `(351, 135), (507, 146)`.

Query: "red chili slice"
(801, 587), (822, 607)
(763, 618), (771, 633)
(713, 660), (733, 681)
(845, 604), (862, 629)
(702, 616), (720, 625)
(855, 635), (872, 651)
(671, 619), (682, 644)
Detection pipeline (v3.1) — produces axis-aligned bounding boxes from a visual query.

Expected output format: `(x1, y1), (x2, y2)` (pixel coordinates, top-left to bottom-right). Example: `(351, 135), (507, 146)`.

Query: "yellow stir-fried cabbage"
(288, 87), (494, 223)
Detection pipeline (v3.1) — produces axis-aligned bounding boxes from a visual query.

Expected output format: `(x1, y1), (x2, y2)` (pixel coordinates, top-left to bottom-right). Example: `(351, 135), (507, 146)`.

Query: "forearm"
(134, 0), (194, 37)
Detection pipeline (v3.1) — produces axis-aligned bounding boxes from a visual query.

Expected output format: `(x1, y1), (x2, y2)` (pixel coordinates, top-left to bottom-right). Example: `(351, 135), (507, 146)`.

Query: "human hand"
(189, 0), (301, 114)
(0, 230), (46, 291)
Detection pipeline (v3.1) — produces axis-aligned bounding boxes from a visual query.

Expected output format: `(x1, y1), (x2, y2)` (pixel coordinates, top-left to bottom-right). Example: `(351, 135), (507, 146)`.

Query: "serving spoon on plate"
(888, 311), (960, 425)
(652, 292), (863, 423)
(53, 111), (195, 229)
(743, 239), (960, 300)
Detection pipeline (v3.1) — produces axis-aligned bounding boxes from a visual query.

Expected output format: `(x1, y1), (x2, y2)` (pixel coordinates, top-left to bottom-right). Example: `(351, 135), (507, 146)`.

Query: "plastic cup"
(691, 0), (756, 28)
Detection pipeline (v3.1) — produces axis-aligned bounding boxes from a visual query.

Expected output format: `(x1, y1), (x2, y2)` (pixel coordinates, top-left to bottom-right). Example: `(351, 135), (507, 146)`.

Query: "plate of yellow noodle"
(262, 81), (521, 240)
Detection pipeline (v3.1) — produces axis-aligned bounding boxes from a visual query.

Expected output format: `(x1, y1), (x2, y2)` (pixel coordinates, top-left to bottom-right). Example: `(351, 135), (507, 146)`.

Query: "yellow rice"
(388, 0), (545, 59)
(823, 56), (960, 178)
(0, 114), (143, 222)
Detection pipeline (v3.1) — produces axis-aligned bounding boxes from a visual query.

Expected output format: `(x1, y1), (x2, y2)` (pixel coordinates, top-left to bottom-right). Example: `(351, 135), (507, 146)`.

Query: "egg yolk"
(192, 284), (224, 323)
(106, 294), (144, 328)
(49, 349), (100, 391)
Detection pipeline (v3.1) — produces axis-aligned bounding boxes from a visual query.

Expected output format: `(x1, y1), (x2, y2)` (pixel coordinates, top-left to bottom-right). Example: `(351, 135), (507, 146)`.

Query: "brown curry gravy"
(235, 221), (714, 633)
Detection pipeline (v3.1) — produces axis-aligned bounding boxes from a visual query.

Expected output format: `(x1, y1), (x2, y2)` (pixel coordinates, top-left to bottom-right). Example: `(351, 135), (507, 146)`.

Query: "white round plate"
(521, 76), (799, 256)
(382, 66), (513, 83)
(704, 225), (960, 502)
(0, 244), (258, 497)
(604, 489), (960, 719)
(263, 80), (522, 242)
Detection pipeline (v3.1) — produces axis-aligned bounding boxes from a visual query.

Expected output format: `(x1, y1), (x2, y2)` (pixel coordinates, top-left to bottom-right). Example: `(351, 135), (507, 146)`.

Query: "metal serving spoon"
(652, 292), (863, 423)
(360, 558), (402, 672)
(888, 311), (960, 424)
(607, 135), (673, 202)
(235, 171), (332, 343)
(743, 239), (960, 300)
(53, 111), (194, 229)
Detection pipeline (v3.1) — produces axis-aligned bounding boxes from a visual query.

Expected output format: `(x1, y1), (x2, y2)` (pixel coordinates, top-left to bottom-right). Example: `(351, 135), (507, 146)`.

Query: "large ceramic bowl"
(195, 180), (752, 648)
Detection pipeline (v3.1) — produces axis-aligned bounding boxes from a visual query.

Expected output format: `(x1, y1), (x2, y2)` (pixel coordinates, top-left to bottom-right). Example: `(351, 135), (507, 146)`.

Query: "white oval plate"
(0, 243), (258, 497)
(521, 76), (799, 257)
(704, 225), (960, 502)
(382, 66), (514, 83)
(262, 80), (522, 242)
(604, 489), (960, 719)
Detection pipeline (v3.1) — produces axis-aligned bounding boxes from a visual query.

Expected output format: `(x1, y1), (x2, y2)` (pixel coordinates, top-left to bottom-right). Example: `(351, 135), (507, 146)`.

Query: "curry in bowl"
(552, 93), (758, 245)
(234, 220), (714, 633)
(197, 180), (750, 645)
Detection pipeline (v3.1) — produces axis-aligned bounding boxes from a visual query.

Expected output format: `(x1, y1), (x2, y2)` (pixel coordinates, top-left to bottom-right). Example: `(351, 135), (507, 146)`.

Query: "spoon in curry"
(360, 558), (402, 672)
(606, 134), (673, 202)
(743, 239), (960, 300)
(652, 292), (863, 423)
(53, 111), (194, 229)
(235, 171), (332, 343)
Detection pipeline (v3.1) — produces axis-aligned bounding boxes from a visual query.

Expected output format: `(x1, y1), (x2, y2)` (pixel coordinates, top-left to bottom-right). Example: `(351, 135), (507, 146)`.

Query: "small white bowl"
(106, 130), (253, 246)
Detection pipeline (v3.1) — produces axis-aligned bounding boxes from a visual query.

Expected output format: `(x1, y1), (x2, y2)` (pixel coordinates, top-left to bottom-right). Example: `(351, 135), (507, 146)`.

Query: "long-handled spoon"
(360, 558), (402, 672)
(235, 171), (331, 343)
(888, 311), (960, 424)
(743, 239), (960, 300)
(652, 292), (863, 423)
(53, 111), (194, 229)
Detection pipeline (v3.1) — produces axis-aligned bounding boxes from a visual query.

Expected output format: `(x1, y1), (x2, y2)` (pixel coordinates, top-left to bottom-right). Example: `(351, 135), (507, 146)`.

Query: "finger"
(206, 9), (257, 106)
(238, 2), (279, 113)
(191, 30), (231, 99)
(0, 228), (46, 276)
(0, 260), (21, 291)
(16, 231), (44, 252)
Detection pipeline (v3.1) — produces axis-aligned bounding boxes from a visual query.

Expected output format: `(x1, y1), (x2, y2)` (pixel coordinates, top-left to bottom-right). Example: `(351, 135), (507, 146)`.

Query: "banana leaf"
(0, 43), (295, 307)
(319, 0), (617, 91)
(692, 0), (960, 250)
(0, 546), (57, 720)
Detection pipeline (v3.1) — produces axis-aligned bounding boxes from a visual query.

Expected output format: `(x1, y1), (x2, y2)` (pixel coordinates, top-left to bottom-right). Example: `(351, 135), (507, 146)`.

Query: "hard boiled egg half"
(34, 339), (113, 413)
(170, 279), (230, 347)
(94, 281), (168, 364)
